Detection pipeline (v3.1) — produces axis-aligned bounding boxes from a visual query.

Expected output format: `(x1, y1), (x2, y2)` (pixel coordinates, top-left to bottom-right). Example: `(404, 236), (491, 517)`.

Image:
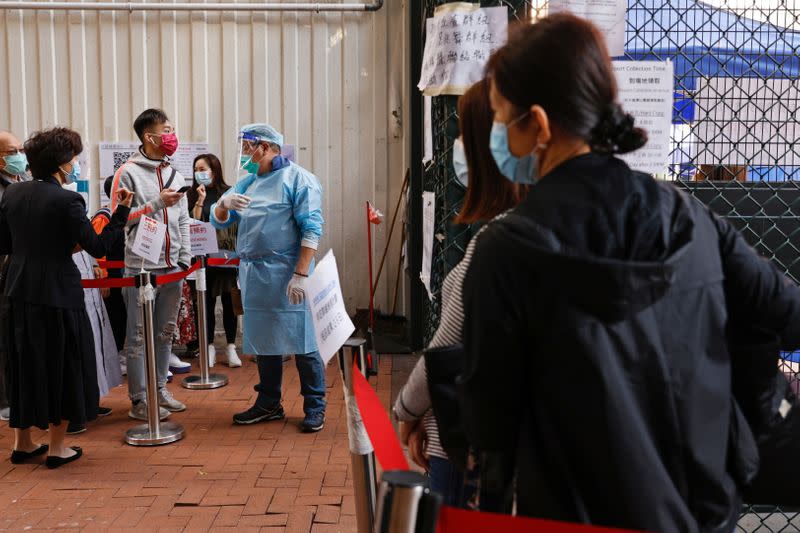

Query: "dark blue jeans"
(428, 456), (477, 509)
(255, 352), (326, 416)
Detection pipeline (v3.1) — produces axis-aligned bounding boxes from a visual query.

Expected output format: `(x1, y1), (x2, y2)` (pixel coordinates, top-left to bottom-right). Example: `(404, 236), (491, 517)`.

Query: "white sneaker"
(208, 344), (216, 367)
(157, 388), (187, 412)
(168, 353), (191, 373)
(226, 344), (242, 368)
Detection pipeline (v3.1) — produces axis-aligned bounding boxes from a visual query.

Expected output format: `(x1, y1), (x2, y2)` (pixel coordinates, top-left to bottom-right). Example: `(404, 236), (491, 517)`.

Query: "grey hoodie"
(110, 151), (191, 270)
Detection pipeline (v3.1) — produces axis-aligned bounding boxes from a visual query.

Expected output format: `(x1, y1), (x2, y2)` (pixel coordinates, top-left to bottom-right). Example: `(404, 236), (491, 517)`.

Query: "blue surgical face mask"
(61, 159), (81, 184)
(452, 138), (468, 188)
(489, 115), (538, 185)
(2, 152), (28, 176)
(195, 171), (212, 186)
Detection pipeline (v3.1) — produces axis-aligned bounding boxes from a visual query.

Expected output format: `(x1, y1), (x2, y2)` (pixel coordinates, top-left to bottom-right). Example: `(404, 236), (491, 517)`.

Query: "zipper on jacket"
(156, 165), (174, 269)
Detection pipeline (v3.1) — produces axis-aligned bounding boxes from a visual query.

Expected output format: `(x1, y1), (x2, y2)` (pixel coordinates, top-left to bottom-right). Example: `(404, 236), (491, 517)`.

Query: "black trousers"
(0, 298), (9, 409)
(103, 287), (127, 352)
(206, 290), (238, 344)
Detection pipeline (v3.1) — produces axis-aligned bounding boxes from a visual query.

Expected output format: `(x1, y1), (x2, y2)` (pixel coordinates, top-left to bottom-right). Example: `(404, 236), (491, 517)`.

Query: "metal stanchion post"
(126, 272), (186, 446)
(184, 257), (228, 389)
(339, 338), (378, 533)
(373, 471), (441, 533)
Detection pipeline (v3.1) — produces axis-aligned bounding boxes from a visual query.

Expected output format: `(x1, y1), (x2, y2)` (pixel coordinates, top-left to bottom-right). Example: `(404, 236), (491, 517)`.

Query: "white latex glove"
(286, 273), (307, 305)
(219, 193), (252, 211)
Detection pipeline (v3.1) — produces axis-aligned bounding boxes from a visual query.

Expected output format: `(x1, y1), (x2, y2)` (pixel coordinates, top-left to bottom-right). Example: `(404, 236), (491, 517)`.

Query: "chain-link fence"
(419, 0), (800, 530)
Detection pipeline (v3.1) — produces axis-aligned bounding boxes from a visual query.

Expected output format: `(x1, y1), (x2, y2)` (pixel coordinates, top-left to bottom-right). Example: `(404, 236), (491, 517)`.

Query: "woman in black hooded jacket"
(460, 14), (800, 532)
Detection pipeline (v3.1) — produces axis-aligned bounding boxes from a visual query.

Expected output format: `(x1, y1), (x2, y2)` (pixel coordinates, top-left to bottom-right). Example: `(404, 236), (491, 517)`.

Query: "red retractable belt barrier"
(207, 257), (240, 267)
(154, 261), (201, 285)
(96, 260), (126, 270)
(80, 260), (203, 289)
(352, 362), (409, 471)
(350, 361), (640, 533)
(80, 277), (136, 289)
(437, 507), (639, 533)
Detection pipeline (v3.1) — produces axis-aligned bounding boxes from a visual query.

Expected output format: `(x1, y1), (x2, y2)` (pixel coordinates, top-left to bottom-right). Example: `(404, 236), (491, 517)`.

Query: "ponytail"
(590, 103), (648, 155)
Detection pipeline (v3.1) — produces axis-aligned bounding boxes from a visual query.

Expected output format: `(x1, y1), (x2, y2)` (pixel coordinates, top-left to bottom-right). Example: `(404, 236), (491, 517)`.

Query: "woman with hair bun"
(460, 13), (800, 532)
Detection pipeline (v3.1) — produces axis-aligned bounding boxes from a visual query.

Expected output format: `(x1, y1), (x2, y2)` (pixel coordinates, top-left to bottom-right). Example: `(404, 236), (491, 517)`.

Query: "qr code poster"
(98, 142), (139, 181)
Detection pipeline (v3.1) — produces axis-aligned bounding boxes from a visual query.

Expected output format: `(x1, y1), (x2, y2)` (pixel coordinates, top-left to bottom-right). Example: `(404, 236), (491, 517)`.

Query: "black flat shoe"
(45, 447), (82, 469)
(10, 444), (49, 464)
(97, 406), (112, 417)
(66, 422), (86, 435)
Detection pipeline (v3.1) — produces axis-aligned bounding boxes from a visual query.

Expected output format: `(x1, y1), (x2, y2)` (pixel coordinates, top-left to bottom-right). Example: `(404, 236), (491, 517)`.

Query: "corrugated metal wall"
(0, 0), (410, 314)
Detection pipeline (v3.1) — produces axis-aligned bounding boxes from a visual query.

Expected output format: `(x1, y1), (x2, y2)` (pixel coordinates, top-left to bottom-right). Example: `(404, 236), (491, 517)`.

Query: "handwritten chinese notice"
(189, 220), (219, 256)
(306, 251), (356, 364)
(613, 60), (674, 175)
(418, 3), (508, 96)
(131, 216), (167, 264)
(549, 0), (627, 56)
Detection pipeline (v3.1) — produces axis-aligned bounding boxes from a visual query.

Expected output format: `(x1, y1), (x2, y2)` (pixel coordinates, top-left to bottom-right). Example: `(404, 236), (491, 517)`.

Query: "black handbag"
(424, 344), (469, 469)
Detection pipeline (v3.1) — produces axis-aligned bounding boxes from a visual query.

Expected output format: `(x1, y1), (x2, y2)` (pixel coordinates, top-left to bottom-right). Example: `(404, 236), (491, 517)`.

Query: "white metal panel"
(0, 0), (409, 316)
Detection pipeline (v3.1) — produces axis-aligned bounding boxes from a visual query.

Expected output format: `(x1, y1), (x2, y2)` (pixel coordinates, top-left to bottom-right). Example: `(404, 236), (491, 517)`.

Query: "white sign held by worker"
(306, 250), (356, 365)
(613, 60), (674, 175)
(189, 220), (219, 256)
(549, 0), (627, 56)
(418, 3), (508, 96)
(131, 216), (167, 263)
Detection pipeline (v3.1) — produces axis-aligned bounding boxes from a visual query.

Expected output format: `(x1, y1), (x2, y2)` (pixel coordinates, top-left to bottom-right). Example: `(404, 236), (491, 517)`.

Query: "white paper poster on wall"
(418, 3), (508, 96)
(306, 250), (356, 365)
(420, 191), (436, 301)
(613, 60), (674, 175)
(75, 151), (91, 209)
(549, 0), (627, 56)
(98, 142), (209, 193)
(281, 144), (296, 163)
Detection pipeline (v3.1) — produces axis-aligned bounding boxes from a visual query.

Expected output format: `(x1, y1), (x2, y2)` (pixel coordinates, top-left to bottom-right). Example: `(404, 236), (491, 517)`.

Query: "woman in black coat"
(0, 127), (133, 468)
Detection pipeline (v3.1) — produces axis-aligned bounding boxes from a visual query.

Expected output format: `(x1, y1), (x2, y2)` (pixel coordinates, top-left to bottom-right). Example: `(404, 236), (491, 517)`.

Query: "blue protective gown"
(211, 158), (323, 356)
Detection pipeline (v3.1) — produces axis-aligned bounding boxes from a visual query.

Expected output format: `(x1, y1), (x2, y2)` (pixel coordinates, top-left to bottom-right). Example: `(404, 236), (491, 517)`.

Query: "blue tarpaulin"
(625, 0), (800, 87)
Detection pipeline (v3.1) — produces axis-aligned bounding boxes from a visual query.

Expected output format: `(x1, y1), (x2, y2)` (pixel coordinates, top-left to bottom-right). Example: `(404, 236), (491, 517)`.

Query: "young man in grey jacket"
(110, 109), (192, 421)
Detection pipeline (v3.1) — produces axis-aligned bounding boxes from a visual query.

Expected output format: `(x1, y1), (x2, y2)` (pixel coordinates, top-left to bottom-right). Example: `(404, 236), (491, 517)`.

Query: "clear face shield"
(235, 131), (264, 181)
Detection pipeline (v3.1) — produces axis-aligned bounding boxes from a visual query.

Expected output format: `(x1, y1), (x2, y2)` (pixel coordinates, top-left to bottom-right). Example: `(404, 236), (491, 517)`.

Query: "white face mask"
(452, 138), (468, 188)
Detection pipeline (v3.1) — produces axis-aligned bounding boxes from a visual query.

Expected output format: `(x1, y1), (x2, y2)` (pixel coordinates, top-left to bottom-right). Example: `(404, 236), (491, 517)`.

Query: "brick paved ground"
(0, 353), (408, 532)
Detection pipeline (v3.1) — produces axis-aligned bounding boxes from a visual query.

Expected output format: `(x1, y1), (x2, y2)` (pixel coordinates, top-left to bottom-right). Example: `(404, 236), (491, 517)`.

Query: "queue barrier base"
(125, 421), (186, 446)
(182, 373), (229, 390)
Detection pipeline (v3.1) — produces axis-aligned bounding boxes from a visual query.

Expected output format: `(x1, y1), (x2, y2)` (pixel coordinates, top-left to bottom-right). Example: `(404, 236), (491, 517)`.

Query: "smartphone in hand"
(177, 185), (191, 194)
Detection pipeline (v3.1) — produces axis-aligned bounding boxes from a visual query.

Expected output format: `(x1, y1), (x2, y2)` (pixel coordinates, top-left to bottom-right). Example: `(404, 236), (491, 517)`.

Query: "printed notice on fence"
(549, 0), (627, 56)
(189, 221), (219, 256)
(131, 216), (167, 263)
(306, 251), (356, 365)
(418, 3), (508, 96)
(613, 60), (674, 175)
